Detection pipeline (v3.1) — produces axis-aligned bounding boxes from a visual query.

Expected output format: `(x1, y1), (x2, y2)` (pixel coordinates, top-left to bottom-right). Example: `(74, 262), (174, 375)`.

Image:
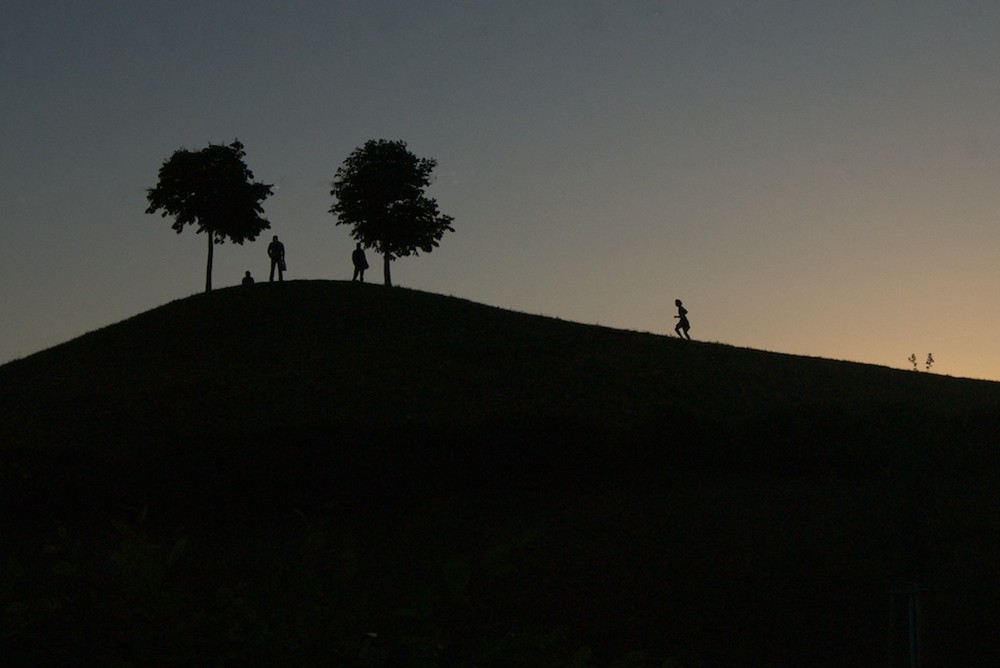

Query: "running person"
(674, 299), (691, 340)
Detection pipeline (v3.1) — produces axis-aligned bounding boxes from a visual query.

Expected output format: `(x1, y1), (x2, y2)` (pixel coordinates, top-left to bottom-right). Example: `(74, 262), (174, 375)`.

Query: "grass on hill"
(2, 280), (1000, 665)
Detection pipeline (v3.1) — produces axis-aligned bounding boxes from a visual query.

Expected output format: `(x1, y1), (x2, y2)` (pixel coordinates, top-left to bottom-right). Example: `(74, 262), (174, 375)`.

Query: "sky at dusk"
(3, 1), (1000, 380)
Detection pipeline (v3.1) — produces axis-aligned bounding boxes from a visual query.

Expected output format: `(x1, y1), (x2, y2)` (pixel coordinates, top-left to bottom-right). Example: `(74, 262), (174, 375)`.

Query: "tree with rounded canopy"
(146, 140), (273, 292)
(329, 139), (454, 287)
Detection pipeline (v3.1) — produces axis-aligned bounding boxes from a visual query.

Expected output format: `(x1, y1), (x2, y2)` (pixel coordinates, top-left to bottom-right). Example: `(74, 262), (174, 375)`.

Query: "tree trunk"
(205, 232), (214, 292)
(383, 252), (392, 287)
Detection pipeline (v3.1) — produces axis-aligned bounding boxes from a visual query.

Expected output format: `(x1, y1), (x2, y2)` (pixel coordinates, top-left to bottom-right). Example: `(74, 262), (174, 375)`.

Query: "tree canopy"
(146, 140), (273, 292)
(330, 139), (454, 286)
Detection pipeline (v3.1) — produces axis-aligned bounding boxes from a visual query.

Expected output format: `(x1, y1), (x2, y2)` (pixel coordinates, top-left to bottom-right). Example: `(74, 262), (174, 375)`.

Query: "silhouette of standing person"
(242, 270), (255, 286)
(674, 299), (691, 340)
(268, 235), (285, 282)
(352, 242), (369, 282)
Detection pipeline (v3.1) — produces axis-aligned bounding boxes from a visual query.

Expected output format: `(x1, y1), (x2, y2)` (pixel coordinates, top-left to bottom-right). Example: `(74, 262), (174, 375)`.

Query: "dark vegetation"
(2, 281), (1000, 665)
(330, 139), (455, 287)
(146, 139), (273, 292)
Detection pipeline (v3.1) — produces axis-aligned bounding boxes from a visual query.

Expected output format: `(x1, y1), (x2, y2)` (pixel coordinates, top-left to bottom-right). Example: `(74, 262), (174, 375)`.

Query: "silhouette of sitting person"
(242, 270), (255, 286)
(352, 242), (369, 282)
(268, 235), (285, 282)
(674, 299), (691, 340)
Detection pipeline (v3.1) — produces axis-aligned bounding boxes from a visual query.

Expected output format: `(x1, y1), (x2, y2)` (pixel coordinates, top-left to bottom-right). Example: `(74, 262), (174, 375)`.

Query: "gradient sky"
(3, 1), (1000, 380)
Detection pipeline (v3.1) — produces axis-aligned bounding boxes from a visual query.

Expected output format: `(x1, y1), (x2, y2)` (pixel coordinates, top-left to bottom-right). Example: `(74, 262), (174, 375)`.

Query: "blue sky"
(3, 1), (1000, 380)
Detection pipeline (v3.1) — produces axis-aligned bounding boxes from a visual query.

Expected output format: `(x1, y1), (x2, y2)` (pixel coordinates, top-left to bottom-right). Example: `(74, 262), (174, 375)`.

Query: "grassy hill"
(3, 280), (1000, 665)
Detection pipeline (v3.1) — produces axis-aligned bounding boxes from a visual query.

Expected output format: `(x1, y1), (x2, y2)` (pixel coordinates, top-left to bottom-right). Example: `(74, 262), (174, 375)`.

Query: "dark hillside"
(3, 281), (1000, 665)
(3, 280), (998, 516)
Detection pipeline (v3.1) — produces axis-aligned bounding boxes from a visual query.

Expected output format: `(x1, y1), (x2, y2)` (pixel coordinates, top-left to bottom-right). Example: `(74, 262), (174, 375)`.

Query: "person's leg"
(270, 259), (276, 282)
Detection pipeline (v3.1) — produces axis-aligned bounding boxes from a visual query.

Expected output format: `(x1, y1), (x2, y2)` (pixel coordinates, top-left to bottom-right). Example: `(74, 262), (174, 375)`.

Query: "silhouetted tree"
(146, 140), (273, 292)
(330, 139), (454, 287)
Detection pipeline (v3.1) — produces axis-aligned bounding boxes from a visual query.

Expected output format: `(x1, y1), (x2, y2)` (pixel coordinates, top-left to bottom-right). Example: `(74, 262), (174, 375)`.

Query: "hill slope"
(3, 281), (1000, 665)
(2, 280), (997, 513)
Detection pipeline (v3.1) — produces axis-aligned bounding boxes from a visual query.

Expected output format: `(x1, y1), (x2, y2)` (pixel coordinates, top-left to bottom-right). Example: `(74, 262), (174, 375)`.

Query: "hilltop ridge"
(4, 280), (1000, 664)
(2, 280), (998, 518)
